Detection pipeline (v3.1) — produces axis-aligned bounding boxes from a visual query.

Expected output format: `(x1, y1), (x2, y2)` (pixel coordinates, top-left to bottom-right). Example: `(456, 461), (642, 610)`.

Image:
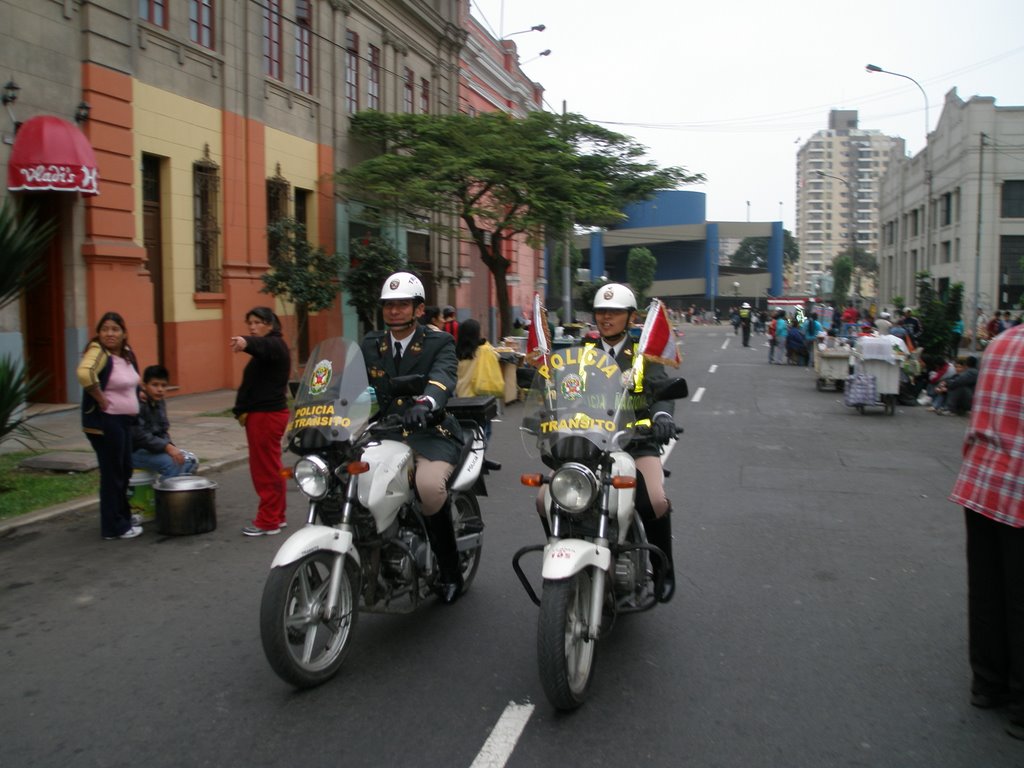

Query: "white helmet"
(593, 283), (637, 311)
(380, 271), (425, 302)
(742, 302), (751, 309)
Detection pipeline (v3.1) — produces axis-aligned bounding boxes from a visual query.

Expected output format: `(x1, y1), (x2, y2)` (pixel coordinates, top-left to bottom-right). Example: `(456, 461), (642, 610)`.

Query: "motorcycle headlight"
(549, 462), (598, 513)
(294, 455), (331, 499)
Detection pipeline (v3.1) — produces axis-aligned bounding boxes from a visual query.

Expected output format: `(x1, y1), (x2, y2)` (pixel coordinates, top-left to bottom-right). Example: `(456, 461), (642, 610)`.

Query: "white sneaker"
(105, 525), (143, 540)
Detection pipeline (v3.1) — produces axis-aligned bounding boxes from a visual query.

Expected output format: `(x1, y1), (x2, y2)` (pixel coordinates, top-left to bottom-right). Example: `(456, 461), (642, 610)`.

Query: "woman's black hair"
(86, 311), (136, 367)
(246, 306), (282, 333)
(456, 318), (483, 360)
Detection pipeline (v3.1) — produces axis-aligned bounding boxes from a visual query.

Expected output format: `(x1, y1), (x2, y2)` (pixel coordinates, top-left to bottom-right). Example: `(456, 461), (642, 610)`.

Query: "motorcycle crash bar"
(520, 474), (635, 489)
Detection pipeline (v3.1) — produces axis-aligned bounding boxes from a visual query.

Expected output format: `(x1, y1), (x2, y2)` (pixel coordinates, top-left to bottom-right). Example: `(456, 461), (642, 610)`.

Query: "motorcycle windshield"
(286, 337), (372, 445)
(521, 344), (636, 462)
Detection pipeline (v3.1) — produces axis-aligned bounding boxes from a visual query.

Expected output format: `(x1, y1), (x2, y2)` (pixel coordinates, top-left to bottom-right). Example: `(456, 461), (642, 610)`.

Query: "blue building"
(575, 190), (784, 309)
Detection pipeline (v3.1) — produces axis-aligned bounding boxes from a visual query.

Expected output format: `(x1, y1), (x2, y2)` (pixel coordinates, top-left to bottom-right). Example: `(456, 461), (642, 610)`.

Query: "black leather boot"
(646, 513), (675, 603)
(423, 502), (464, 605)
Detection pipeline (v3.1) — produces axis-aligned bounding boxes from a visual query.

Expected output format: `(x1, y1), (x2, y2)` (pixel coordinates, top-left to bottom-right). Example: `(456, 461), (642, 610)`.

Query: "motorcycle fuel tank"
(358, 439), (414, 531)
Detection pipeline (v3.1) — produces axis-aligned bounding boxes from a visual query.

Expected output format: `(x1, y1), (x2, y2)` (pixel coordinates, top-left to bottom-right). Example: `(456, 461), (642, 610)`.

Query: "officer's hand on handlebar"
(652, 415), (677, 443)
(403, 402), (432, 431)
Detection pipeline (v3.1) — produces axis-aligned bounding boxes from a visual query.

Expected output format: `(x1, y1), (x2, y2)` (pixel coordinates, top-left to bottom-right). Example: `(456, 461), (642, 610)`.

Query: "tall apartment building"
(794, 110), (903, 298)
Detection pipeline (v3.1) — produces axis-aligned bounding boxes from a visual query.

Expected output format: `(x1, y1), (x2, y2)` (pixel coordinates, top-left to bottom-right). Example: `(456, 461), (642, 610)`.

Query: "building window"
(999, 236), (1024, 308)
(263, 0), (282, 80)
(193, 149), (221, 293)
(295, 0), (312, 93)
(139, 0), (167, 26)
(403, 68), (414, 114)
(420, 77), (430, 113)
(189, 0), (214, 49)
(295, 188), (310, 231)
(367, 45), (381, 110)
(266, 168), (290, 266)
(940, 192), (953, 226)
(1001, 180), (1024, 218)
(344, 31), (359, 114)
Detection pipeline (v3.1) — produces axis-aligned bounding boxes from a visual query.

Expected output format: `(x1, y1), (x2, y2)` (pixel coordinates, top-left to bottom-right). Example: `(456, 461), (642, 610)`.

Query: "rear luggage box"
(447, 396), (498, 427)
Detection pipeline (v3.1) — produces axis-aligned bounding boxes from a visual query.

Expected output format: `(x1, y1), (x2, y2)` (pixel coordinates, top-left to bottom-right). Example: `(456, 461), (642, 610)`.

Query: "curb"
(0, 452), (250, 538)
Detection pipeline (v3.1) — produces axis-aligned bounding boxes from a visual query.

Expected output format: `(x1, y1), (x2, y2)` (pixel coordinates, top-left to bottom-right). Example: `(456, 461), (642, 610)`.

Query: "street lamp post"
(866, 64), (931, 309)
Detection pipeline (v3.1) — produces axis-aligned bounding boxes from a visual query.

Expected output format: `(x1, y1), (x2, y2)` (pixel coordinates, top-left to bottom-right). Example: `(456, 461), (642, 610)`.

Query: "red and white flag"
(525, 292), (551, 366)
(637, 299), (681, 367)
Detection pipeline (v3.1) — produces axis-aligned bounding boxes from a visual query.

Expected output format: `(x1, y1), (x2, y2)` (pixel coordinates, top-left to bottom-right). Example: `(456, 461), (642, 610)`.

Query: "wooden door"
(142, 155), (165, 366)
(23, 194), (64, 403)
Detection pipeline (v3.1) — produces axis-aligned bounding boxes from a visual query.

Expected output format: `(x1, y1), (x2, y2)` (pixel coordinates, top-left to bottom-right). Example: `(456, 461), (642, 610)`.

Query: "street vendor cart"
(814, 344), (852, 391)
(846, 335), (905, 416)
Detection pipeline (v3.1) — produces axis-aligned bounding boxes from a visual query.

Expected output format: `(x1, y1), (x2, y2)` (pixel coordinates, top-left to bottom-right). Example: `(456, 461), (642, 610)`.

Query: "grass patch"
(0, 452), (98, 520)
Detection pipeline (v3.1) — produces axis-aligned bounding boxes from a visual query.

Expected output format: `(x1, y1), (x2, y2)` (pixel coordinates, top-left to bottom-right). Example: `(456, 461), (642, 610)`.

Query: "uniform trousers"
(965, 507), (1024, 716)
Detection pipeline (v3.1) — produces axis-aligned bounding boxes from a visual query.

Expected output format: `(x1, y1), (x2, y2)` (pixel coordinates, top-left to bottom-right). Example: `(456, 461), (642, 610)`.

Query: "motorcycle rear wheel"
(451, 491), (483, 591)
(537, 572), (597, 710)
(260, 552), (360, 689)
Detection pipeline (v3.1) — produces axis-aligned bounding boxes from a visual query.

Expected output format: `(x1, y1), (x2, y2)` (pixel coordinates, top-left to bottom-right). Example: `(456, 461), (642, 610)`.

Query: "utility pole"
(562, 100), (572, 327)
(972, 132), (987, 352)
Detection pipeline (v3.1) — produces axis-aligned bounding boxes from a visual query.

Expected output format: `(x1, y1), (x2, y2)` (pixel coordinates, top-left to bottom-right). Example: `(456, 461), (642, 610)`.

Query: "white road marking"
(709, 364), (717, 373)
(470, 701), (535, 768)
(721, 337), (730, 350)
(691, 387), (706, 403)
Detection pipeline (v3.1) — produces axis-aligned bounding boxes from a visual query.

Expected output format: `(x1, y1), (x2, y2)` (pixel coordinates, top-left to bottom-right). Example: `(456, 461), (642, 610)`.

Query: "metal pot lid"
(154, 475), (218, 491)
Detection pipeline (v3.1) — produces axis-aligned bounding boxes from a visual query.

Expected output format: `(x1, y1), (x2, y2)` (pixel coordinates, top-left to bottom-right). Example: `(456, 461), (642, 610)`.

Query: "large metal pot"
(154, 475), (217, 535)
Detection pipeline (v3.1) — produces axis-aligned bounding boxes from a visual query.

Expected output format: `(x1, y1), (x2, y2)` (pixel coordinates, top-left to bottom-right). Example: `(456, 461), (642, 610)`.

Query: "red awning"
(7, 115), (99, 195)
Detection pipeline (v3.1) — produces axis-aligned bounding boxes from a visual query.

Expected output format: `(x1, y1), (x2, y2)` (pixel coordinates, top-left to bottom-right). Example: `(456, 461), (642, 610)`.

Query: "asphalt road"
(1, 325), (1020, 767)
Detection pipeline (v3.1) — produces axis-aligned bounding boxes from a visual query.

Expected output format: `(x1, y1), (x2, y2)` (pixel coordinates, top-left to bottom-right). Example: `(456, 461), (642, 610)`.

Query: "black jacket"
(361, 325), (463, 464)
(133, 396), (172, 453)
(233, 331), (290, 415)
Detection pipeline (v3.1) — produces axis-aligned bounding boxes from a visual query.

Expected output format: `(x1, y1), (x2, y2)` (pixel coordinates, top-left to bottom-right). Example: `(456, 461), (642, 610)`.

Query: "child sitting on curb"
(131, 365), (199, 478)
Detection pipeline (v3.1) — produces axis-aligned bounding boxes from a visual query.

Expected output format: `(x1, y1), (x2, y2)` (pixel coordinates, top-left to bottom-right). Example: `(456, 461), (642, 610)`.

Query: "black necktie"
(394, 341), (402, 366)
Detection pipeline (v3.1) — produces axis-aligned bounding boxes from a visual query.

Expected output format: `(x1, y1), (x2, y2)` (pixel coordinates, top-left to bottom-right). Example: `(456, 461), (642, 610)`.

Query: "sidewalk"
(0, 389), (250, 535)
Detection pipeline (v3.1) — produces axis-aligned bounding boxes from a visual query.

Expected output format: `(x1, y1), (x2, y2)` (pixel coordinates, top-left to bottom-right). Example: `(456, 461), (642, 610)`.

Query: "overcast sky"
(471, 0), (1024, 233)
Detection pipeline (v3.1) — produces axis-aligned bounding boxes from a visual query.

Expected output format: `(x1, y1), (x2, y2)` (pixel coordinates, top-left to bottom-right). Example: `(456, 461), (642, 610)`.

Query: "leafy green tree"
(915, 271), (953, 359)
(831, 255), (854, 307)
(0, 199), (56, 447)
(626, 247), (657, 307)
(261, 218), (345, 363)
(339, 235), (406, 331)
(338, 110), (703, 337)
(730, 229), (799, 269)
(574, 279), (607, 315)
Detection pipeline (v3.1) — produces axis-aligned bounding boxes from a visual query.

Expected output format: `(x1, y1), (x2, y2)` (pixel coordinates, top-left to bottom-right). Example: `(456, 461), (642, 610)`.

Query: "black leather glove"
(403, 402), (432, 431)
(652, 415), (676, 443)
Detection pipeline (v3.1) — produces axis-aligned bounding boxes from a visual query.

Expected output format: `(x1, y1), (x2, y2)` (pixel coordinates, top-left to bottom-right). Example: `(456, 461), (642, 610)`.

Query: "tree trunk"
(466, 222), (513, 340)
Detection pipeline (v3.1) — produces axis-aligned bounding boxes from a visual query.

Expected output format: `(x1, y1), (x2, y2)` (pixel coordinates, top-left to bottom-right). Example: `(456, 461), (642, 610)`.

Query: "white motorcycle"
(513, 345), (687, 710)
(260, 337), (498, 689)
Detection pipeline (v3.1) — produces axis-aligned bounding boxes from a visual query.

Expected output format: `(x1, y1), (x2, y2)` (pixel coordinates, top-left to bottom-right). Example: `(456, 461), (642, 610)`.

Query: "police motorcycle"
(513, 344), (687, 710)
(259, 337), (498, 689)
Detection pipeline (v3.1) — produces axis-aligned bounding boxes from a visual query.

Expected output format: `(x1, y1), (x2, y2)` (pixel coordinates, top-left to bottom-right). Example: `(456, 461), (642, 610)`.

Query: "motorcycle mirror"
(390, 374), (427, 396)
(653, 377), (688, 401)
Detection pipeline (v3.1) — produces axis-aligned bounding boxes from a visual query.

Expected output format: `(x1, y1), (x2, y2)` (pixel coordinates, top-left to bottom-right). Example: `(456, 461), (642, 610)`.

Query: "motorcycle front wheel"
(260, 552), (360, 689)
(537, 571), (597, 710)
(452, 491), (483, 591)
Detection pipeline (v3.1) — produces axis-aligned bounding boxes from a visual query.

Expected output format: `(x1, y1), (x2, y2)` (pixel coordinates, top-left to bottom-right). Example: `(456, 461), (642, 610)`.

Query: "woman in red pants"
(230, 307), (291, 536)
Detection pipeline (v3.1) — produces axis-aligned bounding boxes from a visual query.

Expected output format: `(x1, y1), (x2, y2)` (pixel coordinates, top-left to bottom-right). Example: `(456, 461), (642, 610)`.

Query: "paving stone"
(18, 452), (99, 472)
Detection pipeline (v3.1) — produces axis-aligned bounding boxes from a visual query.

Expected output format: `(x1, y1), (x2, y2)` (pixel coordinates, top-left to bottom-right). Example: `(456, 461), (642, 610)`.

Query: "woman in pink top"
(77, 312), (142, 540)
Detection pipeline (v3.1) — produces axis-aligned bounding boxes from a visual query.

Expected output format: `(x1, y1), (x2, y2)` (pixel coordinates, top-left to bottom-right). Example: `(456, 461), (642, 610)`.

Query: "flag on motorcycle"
(637, 299), (681, 367)
(525, 292), (551, 366)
